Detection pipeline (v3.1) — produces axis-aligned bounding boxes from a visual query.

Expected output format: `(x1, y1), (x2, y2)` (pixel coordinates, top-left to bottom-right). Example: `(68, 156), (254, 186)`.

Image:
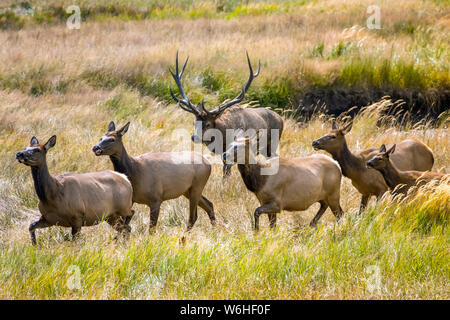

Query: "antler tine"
(169, 51), (200, 116)
(169, 85), (196, 113)
(210, 51), (261, 115)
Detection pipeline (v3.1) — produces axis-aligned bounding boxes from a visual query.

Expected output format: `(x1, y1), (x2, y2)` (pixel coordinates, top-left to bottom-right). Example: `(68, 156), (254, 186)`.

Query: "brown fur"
(224, 137), (343, 229)
(169, 52), (284, 176)
(93, 122), (216, 231)
(312, 121), (435, 213)
(367, 144), (445, 196)
(16, 136), (134, 245)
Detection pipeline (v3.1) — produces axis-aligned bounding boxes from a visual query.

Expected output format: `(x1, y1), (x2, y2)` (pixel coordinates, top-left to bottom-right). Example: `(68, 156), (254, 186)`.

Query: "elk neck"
(31, 160), (59, 203)
(375, 159), (405, 190)
(237, 150), (268, 193)
(109, 144), (134, 180)
(328, 139), (362, 178)
(238, 163), (268, 193)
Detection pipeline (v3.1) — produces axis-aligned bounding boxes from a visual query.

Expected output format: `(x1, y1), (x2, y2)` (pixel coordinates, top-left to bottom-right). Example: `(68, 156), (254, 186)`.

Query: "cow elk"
(312, 120), (435, 213)
(223, 134), (343, 230)
(366, 144), (445, 196)
(169, 51), (284, 177)
(92, 121), (216, 232)
(16, 136), (134, 245)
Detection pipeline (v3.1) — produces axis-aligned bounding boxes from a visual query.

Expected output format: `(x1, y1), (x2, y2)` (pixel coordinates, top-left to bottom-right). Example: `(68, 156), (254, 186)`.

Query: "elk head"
(169, 51), (260, 145)
(222, 129), (257, 165)
(92, 121), (130, 157)
(312, 120), (352, 154)
(16, 136), (56, 167)
(366, 144), (396, 170)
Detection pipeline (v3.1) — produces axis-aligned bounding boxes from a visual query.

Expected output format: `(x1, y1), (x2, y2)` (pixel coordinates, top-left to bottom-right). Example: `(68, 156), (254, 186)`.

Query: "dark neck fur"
(376, 160), (404, 190)
(31, 162), (56, 203)
(237, 163), (267, 193)
(330, 140), (363, 177)
(109, 144), (134, 179)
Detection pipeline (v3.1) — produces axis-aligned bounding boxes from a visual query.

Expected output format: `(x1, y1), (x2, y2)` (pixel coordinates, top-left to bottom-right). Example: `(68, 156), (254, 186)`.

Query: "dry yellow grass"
(0, 0), (449, 299)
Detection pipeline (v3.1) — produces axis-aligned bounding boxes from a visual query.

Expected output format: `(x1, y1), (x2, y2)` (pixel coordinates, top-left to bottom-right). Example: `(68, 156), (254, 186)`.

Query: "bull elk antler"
(208, 50), (261, 116)
(169, 51), (201, 116)
(169, 51), (260, 117)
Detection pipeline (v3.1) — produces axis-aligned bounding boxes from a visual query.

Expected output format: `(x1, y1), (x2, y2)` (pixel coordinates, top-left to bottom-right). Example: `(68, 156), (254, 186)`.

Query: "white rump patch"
(109, 171), (131, 185)
(311, 154), (342, 174)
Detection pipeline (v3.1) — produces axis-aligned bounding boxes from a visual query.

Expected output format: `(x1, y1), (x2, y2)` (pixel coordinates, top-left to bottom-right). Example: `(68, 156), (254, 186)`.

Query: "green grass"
(0, 184), (448, 299)
(0, 0), (307, 27)
(0, 0), (448, 299)
(0, 1), (448, 111)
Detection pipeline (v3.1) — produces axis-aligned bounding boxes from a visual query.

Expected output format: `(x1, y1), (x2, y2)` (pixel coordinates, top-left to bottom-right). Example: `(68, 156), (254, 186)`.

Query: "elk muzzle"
(365, 159), (375, 169)
(16, 151), (25, 163)
(92, 145), (103, 156)
(312, 139), (322, 150)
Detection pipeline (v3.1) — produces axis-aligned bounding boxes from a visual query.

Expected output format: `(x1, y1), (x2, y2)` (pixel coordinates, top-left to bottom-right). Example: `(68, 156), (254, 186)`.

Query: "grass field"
(0, 0), (449, 299)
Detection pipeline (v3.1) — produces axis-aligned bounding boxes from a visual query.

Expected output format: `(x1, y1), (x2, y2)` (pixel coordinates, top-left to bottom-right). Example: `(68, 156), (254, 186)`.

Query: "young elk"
(366, 144), (445, 196)
(312, 120), (434, 213)
(169, 51), (284, 177)
(16, 136), (134, 245)
(223, 134), (343, 230)
(92, 121), (216, 232)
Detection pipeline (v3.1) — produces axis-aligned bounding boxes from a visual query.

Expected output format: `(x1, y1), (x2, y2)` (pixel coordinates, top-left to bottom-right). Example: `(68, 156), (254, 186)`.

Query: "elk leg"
(254, 202), (280, 231)
(268, 213), (277, 229)
(109, 215), (132, 240)
(376, 193), (385, 203)
(149, 202), (161, 233)
(71, 225), (82, 241)
(359, 194), (370, 214)
(123, 210), (134, 234)
(222, 161), (232, 178)
(198, 196), (216, 226)
(29, 218), (49, 245)
(187, 197), (199, 231)
(309, 201), (328, 227)
(330, 204), (344, 222)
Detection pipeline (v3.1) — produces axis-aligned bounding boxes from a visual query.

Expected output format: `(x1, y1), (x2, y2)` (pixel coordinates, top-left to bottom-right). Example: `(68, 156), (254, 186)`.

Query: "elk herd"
(15, 52), (447, 245)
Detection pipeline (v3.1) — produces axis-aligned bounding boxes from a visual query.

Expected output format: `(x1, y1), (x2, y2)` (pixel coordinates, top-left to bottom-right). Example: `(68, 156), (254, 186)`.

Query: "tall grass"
(0, 0), (448, 299)
(0, 90), (448, 298)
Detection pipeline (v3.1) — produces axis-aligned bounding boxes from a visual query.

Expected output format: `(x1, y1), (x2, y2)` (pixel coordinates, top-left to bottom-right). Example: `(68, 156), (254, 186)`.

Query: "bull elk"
(222, 134), (343, 230)
(366, 144), (446, 196)
(92, 121), (216, 231)
(16, 136), (134, 245)
(312, 120), (435, 213)
(169, 51), (284, 177)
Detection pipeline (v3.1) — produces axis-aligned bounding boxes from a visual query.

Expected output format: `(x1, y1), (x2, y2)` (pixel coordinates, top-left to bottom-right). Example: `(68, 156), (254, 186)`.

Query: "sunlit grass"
(0, 0), (449, 300)
(0, 88), (448, 299)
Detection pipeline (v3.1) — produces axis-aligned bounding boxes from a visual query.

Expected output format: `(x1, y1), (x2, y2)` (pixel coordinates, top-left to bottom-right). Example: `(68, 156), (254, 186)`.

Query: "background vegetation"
(0, 0), (448, 299)
(0, 0), (448, 112)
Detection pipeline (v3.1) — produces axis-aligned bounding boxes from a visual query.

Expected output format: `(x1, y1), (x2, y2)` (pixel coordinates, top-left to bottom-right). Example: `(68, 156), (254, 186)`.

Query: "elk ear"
(117, 122), (130, 136)
(379, 144), (386, 153)
(341, 122), (352, 135)
(30, 136), (39, 146)
(331, 120), (339, 130)
(386, 144), (396, 156)
(108, 121), (116, 132)
(43, 135), (56, 151)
